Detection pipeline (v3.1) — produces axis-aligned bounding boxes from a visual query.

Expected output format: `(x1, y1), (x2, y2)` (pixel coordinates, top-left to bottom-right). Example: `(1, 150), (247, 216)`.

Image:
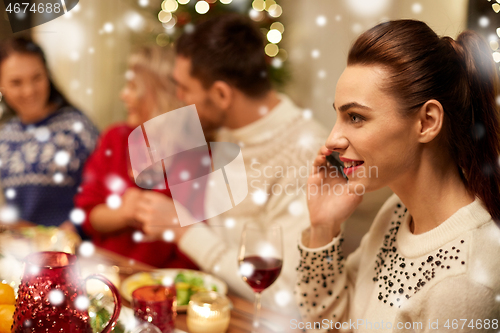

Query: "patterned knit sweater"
(0, 106), (98, 226)
(179, 94), (328, 316)
(295, 193), (500, 332)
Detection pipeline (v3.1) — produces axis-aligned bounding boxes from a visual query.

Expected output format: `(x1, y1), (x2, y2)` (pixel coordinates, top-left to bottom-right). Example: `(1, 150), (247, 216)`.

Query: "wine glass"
(238, 223), (283, 332)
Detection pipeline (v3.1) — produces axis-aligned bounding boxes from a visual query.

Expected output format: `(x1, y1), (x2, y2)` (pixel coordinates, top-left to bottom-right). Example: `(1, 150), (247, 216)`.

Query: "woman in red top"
(75, 46), (206, 268)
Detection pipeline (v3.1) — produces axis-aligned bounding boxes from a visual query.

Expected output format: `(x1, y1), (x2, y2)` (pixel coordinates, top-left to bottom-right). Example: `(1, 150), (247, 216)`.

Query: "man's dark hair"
(176, 14), (272, 98)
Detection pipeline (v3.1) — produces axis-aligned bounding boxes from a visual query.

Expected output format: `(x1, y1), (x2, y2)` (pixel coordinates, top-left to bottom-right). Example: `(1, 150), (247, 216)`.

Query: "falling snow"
(239, 262), (255, 277)
(133, 231), (144, 242)
(274, 290), (292, 307)
(180, 170), (190, 181)
(53, 173), (64, 184)
(271, 58), (283, 68)
(106, 194), (122, 209)
(479, 16), (490, 28)
(299, 134), (314, 147)
(34, 127), (50, 142)
(411, 3), (422, 14)
(0, 205), (18, 223)
(79, 241), (95, 257)
(345, 0), (392, 18)
(29, 265), (40, 275)
(74, 295), (90, 310)
(69, 208), (86, 225)
(48, 289), (64, 306)
(163, 230), (175, 242)
(352, 23), (364, 34)
(316, 15), (327, 26)
(105, 174), (126, 193)
(54, 150), (71, 166)
(225, 218), (236, 228)
(184, 23), (195, 34)
(252, 190), (268, 206)
(162, 276), (174, 286)
(302, 109), (313, 120)
(5, 188), (16, 200)
(288, 200), (304, 216)
(103, 22), (114, 33)
(201, 155), (211, 166)
(72, 121), (83, 133)
(258, 243), (280, 258)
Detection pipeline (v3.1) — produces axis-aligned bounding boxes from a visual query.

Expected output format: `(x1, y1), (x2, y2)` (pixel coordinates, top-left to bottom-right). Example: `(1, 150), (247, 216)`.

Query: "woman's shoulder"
(49, 106), (96, 127)
(467, 219), (500, 289)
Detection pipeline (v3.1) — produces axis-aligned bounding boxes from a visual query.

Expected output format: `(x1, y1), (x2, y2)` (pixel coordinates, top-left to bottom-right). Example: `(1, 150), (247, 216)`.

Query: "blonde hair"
(127, 45), (181, 117)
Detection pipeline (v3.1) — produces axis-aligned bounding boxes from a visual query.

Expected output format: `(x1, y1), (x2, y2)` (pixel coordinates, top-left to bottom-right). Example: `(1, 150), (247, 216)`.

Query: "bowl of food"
(121, 269), (228, 311)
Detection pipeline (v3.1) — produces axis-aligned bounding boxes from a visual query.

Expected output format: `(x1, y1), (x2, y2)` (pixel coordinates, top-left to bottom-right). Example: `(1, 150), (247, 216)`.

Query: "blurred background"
(0, 0), (498, 254)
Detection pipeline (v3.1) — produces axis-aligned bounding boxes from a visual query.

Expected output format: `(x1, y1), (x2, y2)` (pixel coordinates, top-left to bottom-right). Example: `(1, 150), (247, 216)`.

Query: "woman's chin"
(347, 179), (369, 195)
(126, 115), (140, 127)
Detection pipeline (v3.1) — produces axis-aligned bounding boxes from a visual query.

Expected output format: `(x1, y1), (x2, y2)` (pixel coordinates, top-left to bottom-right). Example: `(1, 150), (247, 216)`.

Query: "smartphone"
(326, 152), (348, 180)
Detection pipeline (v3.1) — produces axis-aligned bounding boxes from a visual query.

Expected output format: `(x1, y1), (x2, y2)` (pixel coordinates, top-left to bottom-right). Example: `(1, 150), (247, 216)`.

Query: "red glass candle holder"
(132, 285), (177, 333)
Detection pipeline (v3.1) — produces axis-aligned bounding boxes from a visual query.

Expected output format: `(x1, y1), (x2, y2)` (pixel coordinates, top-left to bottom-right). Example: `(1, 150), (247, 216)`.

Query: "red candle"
(132, 286), (177, 333)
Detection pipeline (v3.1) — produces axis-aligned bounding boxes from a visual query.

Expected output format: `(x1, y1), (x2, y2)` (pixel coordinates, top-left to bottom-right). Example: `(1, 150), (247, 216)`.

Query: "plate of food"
(121, 270), (228, 311)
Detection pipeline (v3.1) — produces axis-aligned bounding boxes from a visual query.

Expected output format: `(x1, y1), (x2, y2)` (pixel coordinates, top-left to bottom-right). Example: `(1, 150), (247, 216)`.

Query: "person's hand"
(134, 191), (186, 241)
(307, 146), (363, 246)
(59, 220), (77, 233)
(119, 187), (143, 227)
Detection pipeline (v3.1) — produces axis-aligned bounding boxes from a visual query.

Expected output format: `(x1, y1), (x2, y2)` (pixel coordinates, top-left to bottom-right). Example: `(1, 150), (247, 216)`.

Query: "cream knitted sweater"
(179, 94), (328, 316)
(296, 193), (500, 332)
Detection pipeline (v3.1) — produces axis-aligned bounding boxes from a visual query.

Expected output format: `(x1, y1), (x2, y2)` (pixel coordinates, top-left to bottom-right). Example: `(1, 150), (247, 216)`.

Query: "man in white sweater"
(171, 14), (327, 315)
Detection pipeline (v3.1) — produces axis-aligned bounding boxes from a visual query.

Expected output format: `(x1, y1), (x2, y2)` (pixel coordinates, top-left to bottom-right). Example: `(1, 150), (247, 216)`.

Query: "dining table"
(90, 247), (300, 333)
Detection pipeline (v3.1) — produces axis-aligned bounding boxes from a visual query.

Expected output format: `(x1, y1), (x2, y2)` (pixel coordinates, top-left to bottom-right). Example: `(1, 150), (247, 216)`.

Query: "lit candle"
(187, 291), (230, 333)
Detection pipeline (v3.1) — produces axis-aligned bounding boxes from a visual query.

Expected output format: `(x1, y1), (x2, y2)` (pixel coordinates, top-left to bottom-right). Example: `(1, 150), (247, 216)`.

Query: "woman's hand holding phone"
(307, 146), (363, 248)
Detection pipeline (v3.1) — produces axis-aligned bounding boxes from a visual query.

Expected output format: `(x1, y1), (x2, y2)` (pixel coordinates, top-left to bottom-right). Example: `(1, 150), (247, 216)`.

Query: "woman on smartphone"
(296, 20), (500, 332)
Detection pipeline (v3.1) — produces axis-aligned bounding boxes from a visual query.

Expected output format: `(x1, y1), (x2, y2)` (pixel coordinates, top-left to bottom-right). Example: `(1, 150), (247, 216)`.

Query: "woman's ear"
(209, 80), (233, 110)
(416, 99), (444, 144)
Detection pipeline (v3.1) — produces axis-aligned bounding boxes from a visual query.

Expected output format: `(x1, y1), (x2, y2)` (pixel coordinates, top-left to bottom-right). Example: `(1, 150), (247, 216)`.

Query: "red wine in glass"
(240, 256), (283, 293)
(238, 223), (283, 333)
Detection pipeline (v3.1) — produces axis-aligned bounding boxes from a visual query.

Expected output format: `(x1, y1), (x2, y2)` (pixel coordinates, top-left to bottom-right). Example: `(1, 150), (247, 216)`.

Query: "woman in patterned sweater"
(296, 20), (500, 332)
(0, 37), (98, 228)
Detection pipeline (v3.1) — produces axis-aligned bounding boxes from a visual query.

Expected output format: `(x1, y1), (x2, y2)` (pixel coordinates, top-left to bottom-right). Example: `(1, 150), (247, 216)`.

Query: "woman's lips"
(343, 162), (365, 176)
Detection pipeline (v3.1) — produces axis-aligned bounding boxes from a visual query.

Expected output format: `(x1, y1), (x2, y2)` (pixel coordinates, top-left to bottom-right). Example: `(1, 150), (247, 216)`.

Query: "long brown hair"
(0, 37), (70, 112)
(348, 20), (500, 223)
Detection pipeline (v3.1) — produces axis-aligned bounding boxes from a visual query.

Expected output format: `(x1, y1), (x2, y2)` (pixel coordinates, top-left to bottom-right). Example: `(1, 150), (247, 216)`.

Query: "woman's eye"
(348, 113), (363, 124)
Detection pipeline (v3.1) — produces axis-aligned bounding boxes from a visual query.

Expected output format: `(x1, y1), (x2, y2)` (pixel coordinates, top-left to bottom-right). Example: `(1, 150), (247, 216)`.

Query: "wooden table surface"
(92, 247), (298, 333)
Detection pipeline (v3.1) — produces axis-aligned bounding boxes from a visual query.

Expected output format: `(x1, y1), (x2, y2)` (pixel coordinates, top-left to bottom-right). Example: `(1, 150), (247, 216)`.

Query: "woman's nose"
(22, 83), (35, 98)
(325, 123), (349, 152)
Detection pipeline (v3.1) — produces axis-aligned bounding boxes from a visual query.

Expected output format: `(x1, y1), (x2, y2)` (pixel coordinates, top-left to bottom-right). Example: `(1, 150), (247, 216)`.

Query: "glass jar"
(187, 291), (230, 333)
